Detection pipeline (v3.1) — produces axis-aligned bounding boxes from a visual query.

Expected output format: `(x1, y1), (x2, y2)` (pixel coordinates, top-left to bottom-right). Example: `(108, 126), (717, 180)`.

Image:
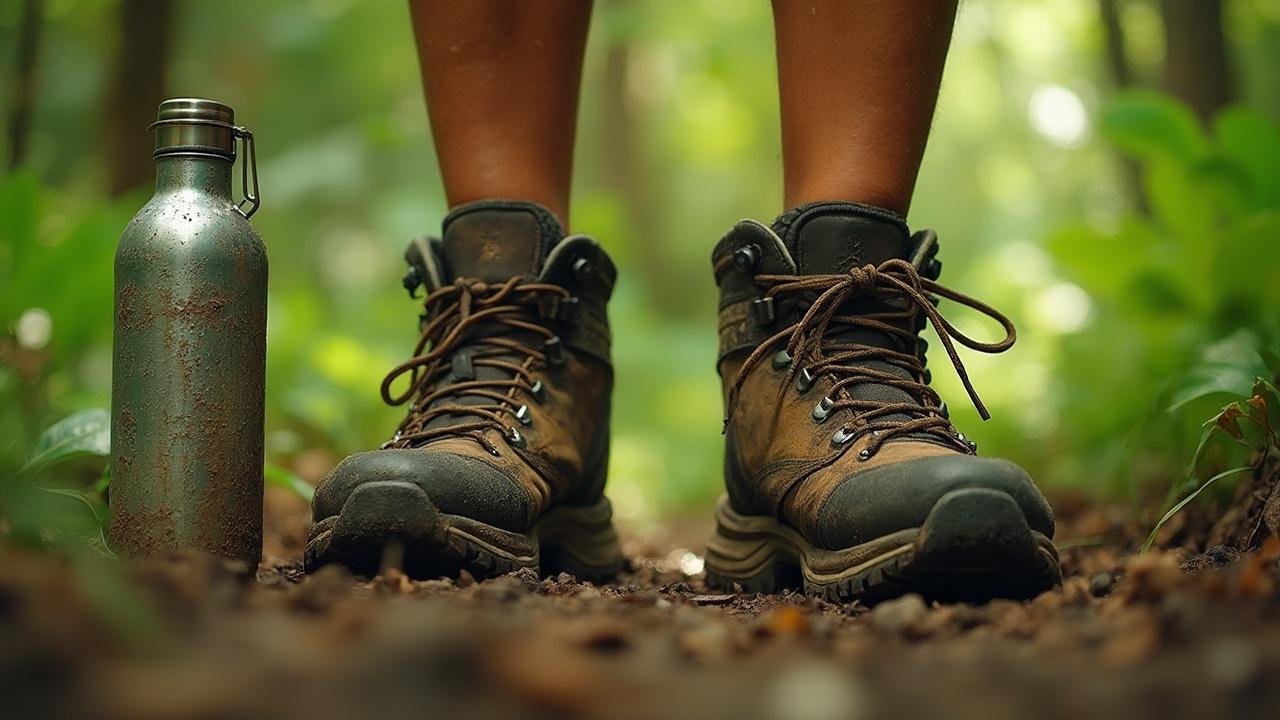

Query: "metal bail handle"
(233, 125), (261, 219)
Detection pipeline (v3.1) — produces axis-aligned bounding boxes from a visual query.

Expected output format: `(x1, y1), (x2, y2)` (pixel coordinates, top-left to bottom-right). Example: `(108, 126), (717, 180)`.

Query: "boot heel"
(704, 497), (802, 594)
(536, 497), (625, 581)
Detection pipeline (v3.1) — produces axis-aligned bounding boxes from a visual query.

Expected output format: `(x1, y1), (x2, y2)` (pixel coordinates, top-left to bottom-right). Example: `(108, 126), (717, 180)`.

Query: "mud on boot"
(306, 200), (623, 581)
(704, 201), (1061, 602)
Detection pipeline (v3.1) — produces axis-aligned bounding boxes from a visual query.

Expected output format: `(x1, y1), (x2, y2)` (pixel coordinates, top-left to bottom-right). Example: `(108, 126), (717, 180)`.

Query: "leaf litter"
(3, 487), (1280, 720)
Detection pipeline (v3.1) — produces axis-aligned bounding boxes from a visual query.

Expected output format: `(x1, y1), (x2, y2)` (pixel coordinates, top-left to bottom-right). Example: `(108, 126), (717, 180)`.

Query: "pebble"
(765, 662), (868, 720)
(1204, 637), (1261, 690)
(1089, 572), (1114, 597)
(868, 594), (927, 634)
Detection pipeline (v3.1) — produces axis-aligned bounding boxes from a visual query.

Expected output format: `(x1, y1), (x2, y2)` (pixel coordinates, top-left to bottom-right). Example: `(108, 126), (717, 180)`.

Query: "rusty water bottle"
(110, 98), (266, 566)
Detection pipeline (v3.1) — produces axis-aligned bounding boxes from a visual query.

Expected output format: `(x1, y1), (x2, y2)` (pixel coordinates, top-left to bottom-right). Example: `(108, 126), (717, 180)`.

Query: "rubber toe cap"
(815, 454), (1055, 549)
(312, 449), (534, 532)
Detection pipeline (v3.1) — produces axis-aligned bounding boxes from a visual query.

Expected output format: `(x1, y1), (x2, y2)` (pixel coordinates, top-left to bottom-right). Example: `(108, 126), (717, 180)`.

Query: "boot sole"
(704, 488), (1062, 603)
(304, 480), (624, 582)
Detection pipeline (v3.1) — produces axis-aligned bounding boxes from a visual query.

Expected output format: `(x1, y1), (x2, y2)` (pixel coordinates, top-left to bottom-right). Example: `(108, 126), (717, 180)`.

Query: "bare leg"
(771, 0), (958, 216)
(409, 0), (593, 225)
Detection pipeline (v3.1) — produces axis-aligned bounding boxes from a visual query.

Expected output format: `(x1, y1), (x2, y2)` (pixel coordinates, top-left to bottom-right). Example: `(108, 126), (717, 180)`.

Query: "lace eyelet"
(795, 367), (815, 393)
(772, 350), (792, 370)
(734, 244), (761, 272)
(811, 396), (835, 423)
(751, 297), (776, 325)
(515, 404), (532, 426)
(831, 427), (857, 448)
(544, 337), (566, 366)
(505, 426), (526, 448)
(857, 449), (872, 461)
(529, 379), (546, 402)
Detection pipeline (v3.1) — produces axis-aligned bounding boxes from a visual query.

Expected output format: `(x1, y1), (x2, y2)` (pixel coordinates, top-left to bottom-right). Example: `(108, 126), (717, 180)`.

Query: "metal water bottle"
(110, 98), (266, 566)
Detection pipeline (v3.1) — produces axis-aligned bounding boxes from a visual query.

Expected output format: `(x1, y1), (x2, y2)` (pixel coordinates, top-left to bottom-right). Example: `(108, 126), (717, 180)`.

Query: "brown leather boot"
(704, 202), (1061, 602)
(306, 200), (623, 580)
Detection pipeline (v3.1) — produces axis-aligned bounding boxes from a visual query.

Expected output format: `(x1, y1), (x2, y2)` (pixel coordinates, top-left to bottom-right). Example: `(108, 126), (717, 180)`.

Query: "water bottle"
(110, 98), (266, 567)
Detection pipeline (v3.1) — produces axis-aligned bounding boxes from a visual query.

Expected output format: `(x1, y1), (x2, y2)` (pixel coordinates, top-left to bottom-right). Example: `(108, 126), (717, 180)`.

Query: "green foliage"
(1040, 94), (1280, 499)
(22, 407), (110, 471)
(3, 408), (112, 553)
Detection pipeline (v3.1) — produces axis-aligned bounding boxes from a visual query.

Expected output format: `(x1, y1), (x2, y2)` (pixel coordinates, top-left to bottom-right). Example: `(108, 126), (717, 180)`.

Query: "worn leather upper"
(713, 202), (1054, 549)
(313, 200), (614, 533)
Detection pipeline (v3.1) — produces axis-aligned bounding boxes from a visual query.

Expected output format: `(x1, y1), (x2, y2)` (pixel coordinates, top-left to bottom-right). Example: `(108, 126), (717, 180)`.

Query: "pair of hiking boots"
(305, 199), (1061, 601)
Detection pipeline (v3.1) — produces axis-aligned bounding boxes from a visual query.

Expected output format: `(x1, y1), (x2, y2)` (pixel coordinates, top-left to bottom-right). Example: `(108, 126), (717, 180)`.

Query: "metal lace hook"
(232, 125), (260, 219)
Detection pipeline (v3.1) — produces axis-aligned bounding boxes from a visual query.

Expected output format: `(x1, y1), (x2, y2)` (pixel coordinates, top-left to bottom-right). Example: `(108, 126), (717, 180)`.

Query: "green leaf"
(1145, 158), (1214, 242)
(1168, 331), (1270, 411)
(1211, 210), (1280, 311)
(1100, 91), (1209, 165)
(1144, 465), (1253, 551)
(265, 462), (315, 502)
(1214, 106), (1280, 210)
(22, 408), (111, 472)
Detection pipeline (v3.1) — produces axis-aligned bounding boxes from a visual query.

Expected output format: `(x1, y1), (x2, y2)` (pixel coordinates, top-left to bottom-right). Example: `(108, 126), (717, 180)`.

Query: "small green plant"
(1144, 332), (1280, 550)
(6, 408), (113, 552)
(3, 407), (314, 553)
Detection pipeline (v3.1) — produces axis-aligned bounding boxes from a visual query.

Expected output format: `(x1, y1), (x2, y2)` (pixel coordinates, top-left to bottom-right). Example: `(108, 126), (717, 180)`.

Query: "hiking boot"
(305, 200), (623, 580)
(704, 201), (1061, 602)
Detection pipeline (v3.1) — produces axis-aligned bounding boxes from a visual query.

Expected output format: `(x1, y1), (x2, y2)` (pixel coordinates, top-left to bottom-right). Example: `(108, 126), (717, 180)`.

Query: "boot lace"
(380, 276), (568, 454)
(726, 258), (1016, 457)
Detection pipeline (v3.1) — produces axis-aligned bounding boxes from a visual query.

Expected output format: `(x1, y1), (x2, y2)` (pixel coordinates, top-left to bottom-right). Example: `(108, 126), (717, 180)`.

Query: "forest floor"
(5, 487), (1280, 720)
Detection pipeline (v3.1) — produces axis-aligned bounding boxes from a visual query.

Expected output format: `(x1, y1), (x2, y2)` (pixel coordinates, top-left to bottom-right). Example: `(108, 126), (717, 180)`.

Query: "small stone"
(1205, 637), (1260, 690)
(1089, 572), (1114, 597)
(765, 662), (868, 720)
(868, 594), (927, 634)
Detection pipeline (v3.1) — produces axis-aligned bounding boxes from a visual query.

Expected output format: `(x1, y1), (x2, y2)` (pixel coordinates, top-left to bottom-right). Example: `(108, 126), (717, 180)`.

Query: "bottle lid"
(150, 98), (236, 158)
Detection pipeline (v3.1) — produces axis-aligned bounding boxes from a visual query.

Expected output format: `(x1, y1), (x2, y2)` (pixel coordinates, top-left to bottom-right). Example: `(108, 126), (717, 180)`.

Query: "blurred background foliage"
(1, 0), (1278, 533)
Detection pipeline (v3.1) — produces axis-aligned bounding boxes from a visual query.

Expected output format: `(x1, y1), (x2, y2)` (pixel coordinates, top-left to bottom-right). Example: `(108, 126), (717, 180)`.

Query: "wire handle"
(233, 126), (260, 219)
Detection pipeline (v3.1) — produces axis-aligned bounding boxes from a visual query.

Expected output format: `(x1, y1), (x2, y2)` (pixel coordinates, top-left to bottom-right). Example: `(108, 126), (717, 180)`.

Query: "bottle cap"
(149, 98), (260, 218)
(150, 98), (236, 158)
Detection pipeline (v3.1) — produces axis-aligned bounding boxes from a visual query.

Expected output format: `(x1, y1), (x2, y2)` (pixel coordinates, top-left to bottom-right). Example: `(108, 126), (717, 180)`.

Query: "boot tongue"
(772, 201), (910, 274)
(773, 202), (931, 433)
(440, 200), (564, 282)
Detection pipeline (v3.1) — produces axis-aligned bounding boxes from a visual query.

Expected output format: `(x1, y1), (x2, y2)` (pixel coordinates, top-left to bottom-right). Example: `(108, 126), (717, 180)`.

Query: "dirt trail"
(4, 488), (1280, 720)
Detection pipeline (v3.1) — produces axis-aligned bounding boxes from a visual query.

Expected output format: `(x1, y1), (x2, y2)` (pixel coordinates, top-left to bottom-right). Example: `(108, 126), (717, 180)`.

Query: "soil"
(4, 487), (1280, 720)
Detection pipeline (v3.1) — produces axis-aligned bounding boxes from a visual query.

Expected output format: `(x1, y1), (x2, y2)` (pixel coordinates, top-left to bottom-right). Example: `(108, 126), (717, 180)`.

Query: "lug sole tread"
(305, 480), (623, 582)
(705, 488), (1063, 603)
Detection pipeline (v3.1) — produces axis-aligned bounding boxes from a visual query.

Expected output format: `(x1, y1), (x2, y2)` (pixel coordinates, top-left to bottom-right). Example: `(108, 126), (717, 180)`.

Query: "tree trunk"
(1098, 0), (1148, 214)
(598, 28), (686, 314)
(1160, 0), (1233, 121)
(104, 0), (175, 196)
(6, 0), (44, 171)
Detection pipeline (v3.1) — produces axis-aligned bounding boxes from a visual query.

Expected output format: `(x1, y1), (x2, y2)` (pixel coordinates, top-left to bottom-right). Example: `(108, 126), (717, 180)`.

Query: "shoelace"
(380, 276), (568, 454)
(726, 258), (1016, 457)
